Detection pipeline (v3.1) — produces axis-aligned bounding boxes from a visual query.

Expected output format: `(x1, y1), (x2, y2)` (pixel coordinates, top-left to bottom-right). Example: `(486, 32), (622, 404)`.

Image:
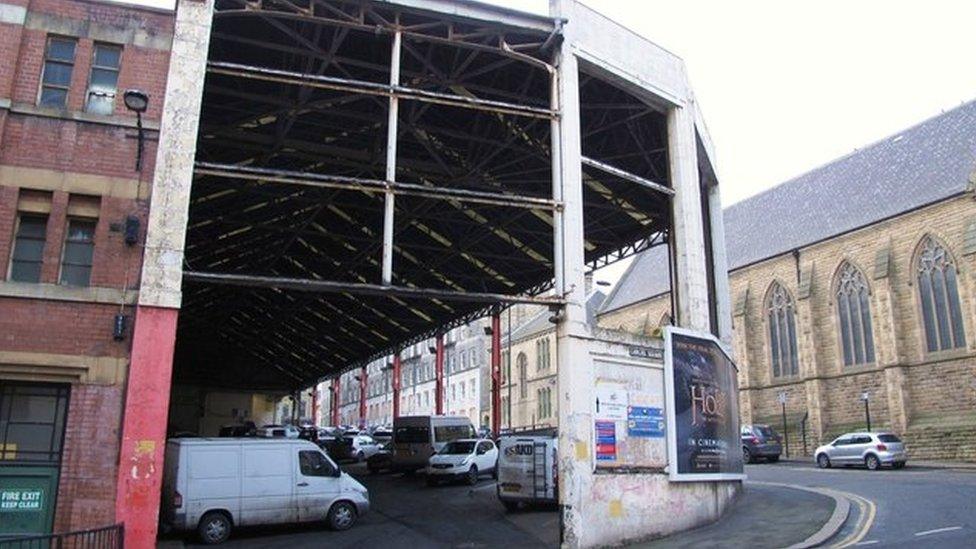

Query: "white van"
(162, 438), (369, 544)
(392, 415), (476, 472)
(496, 431), (558, 511)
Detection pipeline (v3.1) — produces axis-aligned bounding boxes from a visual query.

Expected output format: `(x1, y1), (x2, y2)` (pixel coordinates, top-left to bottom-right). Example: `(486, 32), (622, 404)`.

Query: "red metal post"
(359, 366), (368, 428)
(392, 354), (402, 419)
(331, 377), (340, 426)
(435, 334), (445, 415)
(310, 388), (318, 426)
(491, 312), (502, 437)
(115, 306), (178, 548)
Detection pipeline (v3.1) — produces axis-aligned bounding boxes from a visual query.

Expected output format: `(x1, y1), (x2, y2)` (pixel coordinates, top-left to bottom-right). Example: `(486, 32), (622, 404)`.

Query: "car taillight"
(174, 490), (183, 509)
(876, 444), (887, 452)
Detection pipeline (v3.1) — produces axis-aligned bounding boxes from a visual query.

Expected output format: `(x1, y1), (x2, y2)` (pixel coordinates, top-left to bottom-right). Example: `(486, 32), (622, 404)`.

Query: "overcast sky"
(488, 0), (976, 206)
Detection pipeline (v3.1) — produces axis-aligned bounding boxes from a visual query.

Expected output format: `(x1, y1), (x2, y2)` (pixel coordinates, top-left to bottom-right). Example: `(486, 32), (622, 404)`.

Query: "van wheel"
(502, 500), (519, 512)
(466, 465), (479, 485)
(198, 511), (232, 545)
(865, 454), (881, 471)
(327, 501), (357, 531)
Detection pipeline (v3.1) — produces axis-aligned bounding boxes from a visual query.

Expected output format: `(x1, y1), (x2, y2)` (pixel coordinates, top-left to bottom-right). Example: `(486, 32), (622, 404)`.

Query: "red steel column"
(331, 378), (340, 426)
(491, 312), (502, 437)
(310, 389), (319, 426)
(435, 334), (445, 415)
(358, 366), (368, 428)
(392, 354), (402, 419)
(115, 306), (179, 547)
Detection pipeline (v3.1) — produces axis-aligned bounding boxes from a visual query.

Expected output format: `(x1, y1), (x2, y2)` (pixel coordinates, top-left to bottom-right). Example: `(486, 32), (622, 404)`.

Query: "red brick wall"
(0, 188), (148, 290)
(54, 382), (124, 533)
(0, 297), (130, 357)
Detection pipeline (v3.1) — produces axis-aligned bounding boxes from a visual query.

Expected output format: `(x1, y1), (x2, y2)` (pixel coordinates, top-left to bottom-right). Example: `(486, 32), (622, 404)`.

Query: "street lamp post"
(861, 391), (871, 431)
(778, 391), (789, 458)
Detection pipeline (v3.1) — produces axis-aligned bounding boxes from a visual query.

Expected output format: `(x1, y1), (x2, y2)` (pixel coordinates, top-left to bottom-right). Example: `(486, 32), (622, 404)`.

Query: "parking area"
(161, 462), (559, 548)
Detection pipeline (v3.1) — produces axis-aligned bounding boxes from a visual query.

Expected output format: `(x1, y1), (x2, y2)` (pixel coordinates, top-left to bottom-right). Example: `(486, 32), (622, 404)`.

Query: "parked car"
(256, 424), (300, 438)
(366, 442), (394, 474)
(332, 434), (382, 462)
(426, 438), (498, 486)
(218, 422), (256, 437)
(162, 438), (369, 544)
(815, 432), (907, 470)
(370, 427), (393, 444)
(741, 424), (782, 463)
(496, 430), (557, 511)
(393, 415), (476, 472)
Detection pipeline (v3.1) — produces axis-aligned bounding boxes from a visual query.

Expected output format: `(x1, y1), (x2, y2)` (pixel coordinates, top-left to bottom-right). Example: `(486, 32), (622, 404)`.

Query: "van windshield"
(440, 441), (476, 455)
(395, 426), (430, 443)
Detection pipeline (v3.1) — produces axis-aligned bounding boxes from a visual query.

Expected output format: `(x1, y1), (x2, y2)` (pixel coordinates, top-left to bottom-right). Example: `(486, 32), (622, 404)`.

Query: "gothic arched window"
(767, 282), (799, 377)
(836, 262), (875, 366)
(916, 236), (966, 352)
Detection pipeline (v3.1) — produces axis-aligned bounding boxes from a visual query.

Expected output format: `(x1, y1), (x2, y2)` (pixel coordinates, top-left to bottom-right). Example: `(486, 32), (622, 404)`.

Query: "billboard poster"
(664, 327), (744, 481)
(594, 421), (617, 461)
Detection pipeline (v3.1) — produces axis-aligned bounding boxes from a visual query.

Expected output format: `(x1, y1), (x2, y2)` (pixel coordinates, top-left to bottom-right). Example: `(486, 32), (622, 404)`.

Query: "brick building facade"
(599, 102), (976, 461)
(0, 0), (174, 535)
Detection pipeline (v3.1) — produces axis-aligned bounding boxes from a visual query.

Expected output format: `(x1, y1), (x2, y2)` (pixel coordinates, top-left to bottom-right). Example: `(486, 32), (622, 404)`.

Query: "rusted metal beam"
(183, 271), (565, 305)
(207, 61), (558, 119)
(194, 162), (560, 210)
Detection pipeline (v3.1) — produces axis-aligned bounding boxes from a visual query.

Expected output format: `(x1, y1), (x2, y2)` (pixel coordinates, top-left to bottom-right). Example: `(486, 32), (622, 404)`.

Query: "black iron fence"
(0, 524), (123, 549)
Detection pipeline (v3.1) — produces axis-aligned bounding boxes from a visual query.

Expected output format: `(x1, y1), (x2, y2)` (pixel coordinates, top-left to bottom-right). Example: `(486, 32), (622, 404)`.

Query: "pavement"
(158, 458), (976, 548)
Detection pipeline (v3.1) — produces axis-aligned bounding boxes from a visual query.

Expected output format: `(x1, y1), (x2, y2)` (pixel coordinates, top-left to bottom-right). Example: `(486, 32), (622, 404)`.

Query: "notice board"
(592, 356), (667, 470)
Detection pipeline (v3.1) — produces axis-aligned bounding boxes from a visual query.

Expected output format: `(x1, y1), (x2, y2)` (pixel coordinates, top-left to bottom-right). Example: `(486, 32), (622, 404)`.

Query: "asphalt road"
(745, 460), (976, 548)
(165, 462), (559, 548)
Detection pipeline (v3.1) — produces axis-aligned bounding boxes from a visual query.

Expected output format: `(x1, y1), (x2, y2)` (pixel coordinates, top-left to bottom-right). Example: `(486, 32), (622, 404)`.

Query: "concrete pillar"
(115, 0), (214, 546)
(707, 181), (733, 346)
(550, 2), (595, 545)
(667, 104), (710, 332)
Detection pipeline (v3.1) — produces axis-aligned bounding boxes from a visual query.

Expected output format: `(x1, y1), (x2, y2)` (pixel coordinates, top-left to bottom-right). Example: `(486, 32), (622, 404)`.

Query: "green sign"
(0, 489), (43, 512)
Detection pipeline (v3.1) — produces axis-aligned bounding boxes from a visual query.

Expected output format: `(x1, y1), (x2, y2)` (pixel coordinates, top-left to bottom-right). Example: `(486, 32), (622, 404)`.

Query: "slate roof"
(601, 100), (976, 314)
(509, 290), (607, 342)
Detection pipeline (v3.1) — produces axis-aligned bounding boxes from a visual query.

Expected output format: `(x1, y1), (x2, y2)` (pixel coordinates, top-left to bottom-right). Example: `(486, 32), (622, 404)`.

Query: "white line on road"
(914, 526), (963, 537)
(854, 541), (879, 546)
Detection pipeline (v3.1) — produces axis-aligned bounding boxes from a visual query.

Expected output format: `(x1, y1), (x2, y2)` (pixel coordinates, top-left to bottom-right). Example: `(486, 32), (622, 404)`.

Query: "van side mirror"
(333, 464), (342, 478)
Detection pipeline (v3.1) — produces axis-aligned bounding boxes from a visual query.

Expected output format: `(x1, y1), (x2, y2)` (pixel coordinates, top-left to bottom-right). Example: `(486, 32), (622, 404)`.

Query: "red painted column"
(491, 312), (502, 438)
(310, 389), (318, 426)
(115, 306), (179, 548)
(392, 354), (402, 419)
(331, 378), (340, 426)
(435, 334), (445, 415)
(358, 366), (368, 428)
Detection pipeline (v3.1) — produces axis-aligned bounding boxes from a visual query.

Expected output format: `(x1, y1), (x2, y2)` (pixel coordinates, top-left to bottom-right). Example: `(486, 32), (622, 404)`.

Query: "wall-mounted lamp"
(123, 89), (149, 172)
(113, 313), (128, 341)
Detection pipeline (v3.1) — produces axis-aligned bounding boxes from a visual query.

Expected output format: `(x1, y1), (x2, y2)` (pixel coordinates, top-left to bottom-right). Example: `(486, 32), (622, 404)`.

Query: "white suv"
(426, 439), (498, 486)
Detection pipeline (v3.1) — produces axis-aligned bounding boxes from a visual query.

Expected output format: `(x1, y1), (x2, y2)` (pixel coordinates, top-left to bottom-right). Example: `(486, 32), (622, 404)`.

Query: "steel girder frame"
(175, 0), (674, 391)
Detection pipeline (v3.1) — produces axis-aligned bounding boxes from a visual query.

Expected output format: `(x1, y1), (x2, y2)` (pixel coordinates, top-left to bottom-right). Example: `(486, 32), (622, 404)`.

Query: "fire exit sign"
(0, 489), (43, 512)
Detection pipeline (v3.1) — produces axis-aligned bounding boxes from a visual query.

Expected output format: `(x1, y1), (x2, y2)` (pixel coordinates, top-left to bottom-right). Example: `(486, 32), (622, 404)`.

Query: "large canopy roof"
(173, 0), (673, 390)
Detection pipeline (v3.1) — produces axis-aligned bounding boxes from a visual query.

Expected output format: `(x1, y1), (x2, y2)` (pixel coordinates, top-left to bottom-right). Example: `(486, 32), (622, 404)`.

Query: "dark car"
(741, 424), (782, 463)
(367, 442), (394, 474)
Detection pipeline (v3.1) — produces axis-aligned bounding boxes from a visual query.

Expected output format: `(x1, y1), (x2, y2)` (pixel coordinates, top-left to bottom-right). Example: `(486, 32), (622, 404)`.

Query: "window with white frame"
(85, 43), (122, 115)
(39, 36), (76, 108)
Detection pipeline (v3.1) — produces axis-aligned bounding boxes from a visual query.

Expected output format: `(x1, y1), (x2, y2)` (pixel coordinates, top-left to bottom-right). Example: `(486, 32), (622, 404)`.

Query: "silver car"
(815, 432), (907, 470)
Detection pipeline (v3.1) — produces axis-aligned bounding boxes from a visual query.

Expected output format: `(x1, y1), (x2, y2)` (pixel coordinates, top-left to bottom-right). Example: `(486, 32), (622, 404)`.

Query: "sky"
(486, 0), (976, 206)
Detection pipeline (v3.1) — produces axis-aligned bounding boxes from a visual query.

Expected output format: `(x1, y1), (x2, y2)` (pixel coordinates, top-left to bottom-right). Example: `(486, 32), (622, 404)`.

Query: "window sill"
(0, 280), (137, 305)
(9, 103), (160, 131)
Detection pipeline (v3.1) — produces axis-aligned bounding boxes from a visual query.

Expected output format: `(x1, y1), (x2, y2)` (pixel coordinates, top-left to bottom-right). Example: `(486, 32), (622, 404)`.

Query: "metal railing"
(0, 524), (123, 549)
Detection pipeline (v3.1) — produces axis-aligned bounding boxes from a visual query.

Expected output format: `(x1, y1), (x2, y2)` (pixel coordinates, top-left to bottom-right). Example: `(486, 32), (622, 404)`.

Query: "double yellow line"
(830, 491), (877, 548)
